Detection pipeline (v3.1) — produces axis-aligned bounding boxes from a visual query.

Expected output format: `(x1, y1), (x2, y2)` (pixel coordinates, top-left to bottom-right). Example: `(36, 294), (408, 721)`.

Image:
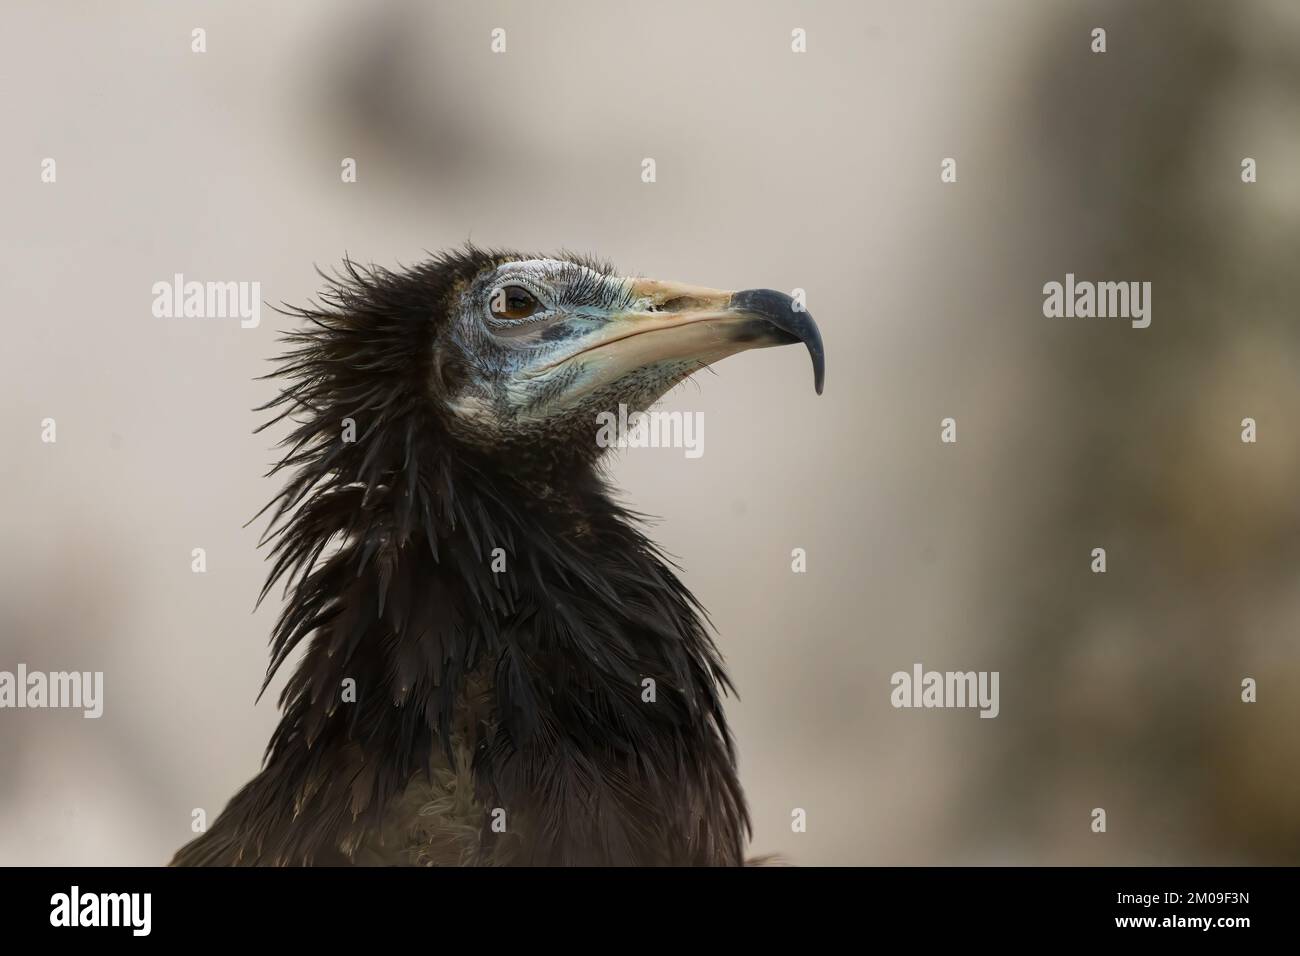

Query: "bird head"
(432, 251), (824, 459)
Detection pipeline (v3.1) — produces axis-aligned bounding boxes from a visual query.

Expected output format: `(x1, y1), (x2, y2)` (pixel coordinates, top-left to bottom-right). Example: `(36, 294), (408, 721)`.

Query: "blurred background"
(2, 0), (1299, 865)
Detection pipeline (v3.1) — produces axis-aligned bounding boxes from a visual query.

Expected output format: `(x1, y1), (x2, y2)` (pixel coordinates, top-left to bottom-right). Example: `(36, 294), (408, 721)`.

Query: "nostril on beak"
(659, 295), (705, 312)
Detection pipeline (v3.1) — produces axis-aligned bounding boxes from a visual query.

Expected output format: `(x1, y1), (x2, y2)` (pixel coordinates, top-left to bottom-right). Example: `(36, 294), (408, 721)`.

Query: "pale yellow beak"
(527, 277), (824, 400)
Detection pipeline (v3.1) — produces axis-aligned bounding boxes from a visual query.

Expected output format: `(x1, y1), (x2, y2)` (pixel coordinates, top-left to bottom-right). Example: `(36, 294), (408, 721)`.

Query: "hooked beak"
(532, 277), (825, 399)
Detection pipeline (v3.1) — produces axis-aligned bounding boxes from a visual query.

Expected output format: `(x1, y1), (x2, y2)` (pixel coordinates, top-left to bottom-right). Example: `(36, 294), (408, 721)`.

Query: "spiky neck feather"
(257, 433), (749, 865)
(176, 252), (750, 865)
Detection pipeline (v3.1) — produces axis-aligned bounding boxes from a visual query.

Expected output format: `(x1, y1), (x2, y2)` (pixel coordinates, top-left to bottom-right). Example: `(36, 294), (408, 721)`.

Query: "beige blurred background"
(3, 0), (1299, 865)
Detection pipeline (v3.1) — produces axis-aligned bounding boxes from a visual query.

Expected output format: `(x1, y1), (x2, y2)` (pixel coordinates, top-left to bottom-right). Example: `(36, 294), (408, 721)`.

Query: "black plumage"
(171, 247), (822, 866)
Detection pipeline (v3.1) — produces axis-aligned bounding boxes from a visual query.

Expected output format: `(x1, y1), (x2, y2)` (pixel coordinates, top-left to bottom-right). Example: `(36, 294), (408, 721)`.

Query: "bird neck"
(259, 447), (749, 865)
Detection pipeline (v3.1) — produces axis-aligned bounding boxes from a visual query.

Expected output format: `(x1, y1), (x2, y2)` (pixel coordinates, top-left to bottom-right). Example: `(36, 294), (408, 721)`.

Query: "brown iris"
(490, 285), (542, 320)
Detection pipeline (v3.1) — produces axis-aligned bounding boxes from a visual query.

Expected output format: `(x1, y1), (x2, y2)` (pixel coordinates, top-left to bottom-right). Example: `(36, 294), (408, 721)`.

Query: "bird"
(170, 246), (824, 866)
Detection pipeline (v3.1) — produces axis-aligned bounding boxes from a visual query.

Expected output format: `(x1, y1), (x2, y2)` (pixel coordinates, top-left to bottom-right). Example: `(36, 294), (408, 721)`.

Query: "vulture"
(171, 247), (824, 866)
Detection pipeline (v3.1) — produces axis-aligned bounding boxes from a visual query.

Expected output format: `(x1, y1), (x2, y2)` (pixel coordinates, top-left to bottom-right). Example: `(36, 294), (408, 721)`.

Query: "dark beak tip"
(730, 288), (826, 396)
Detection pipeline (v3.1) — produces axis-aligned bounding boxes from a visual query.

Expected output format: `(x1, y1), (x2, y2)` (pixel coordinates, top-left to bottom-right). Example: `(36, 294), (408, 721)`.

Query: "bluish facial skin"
(440, 257), (823, 451)
(447, 259), (632, 420)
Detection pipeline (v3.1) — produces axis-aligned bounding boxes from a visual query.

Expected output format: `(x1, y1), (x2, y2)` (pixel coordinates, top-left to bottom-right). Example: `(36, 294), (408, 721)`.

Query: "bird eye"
(489, 285), (542, 321)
